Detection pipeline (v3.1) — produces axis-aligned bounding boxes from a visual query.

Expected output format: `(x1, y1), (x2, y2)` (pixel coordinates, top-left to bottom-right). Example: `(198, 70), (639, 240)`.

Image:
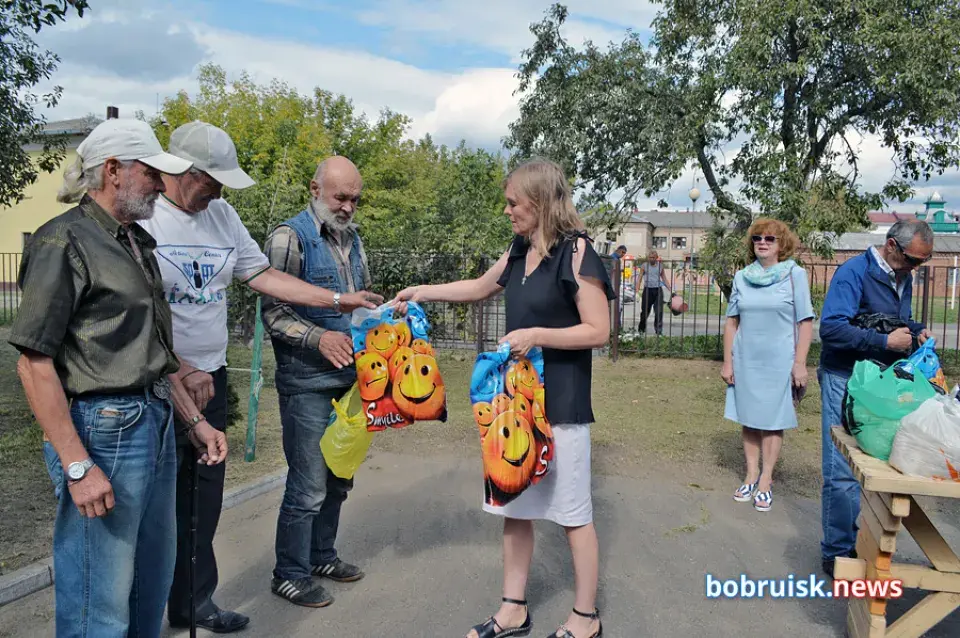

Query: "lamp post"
(689, 184), (701, 266)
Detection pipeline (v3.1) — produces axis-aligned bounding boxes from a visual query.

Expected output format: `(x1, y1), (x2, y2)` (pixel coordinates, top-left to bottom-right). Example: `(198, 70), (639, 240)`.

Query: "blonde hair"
(504, 158), (584, 257)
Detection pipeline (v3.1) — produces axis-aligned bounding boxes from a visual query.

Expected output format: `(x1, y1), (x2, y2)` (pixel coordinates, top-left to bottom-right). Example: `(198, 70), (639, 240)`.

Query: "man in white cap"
(9, 118), (228, 637)
(140, 121), (382, 633)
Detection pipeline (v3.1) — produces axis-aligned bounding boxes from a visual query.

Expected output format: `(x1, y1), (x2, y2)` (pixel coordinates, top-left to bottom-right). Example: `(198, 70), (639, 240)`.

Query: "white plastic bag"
(888, 395), (960, 482)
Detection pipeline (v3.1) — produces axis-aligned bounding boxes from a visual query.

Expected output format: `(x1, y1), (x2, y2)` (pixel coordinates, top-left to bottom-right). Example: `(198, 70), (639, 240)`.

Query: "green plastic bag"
(320, 383), (375, 479)
(843, 359), (937, 461)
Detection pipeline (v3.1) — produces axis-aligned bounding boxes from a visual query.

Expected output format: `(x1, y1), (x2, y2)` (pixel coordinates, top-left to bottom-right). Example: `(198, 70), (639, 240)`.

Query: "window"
(22, 232), (32, 250)
(605, 231), (618, 242)
(672, 237), (687, 249)
(653, 236), (667, 249)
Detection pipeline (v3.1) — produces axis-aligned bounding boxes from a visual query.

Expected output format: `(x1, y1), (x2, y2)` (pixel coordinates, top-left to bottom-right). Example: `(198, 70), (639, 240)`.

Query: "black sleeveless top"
(496, 232), (615, 425)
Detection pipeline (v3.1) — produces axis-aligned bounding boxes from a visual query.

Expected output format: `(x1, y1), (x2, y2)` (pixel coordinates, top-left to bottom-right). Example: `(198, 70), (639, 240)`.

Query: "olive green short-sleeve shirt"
(8, 194), (179, 397)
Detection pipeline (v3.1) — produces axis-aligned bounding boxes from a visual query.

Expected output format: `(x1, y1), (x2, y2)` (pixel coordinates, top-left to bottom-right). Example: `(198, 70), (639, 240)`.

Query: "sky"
(31, 0), (960, 212)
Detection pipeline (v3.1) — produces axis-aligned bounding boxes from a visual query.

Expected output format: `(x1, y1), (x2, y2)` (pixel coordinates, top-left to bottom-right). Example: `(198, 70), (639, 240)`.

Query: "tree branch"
(781, 20), (800, 153)
(695, 133), (750, 227)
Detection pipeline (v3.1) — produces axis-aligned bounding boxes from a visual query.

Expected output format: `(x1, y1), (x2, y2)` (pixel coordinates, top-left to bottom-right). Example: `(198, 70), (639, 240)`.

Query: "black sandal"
(548, 607), (602, 638)
(469, 597), (532, 638)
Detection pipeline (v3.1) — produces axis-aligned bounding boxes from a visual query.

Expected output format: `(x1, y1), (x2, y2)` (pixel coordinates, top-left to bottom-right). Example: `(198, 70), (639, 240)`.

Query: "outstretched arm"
(392, 249), (510, 306)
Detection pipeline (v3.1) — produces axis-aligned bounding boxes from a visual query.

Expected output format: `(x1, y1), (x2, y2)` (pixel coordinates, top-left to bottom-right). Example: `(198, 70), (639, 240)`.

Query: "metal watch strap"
(333, 292), (341, 313)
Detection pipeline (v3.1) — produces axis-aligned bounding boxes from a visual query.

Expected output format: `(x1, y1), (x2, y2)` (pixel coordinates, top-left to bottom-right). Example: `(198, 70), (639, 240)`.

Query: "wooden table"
(830, 427), (960, 638)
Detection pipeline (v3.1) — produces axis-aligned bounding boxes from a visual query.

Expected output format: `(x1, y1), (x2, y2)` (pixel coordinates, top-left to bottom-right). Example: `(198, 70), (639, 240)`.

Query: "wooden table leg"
(880, 496), (960, 638)
(884, 592), (960, 638)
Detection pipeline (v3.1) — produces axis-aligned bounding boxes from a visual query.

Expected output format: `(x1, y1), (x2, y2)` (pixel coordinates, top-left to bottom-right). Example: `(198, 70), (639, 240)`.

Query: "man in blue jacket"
(818, 219), (934, 577)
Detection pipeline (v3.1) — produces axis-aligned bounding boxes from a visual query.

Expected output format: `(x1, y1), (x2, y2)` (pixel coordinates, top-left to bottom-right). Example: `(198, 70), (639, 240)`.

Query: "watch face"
(67, 464), (85, 480)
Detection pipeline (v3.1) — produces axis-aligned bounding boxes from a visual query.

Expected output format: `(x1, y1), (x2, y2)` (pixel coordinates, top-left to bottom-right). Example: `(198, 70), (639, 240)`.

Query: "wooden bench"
(830, 427), (960, 638)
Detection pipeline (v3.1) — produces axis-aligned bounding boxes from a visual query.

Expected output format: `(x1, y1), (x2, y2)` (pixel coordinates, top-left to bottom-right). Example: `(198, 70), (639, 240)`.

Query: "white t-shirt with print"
(140, 196), (270, 372)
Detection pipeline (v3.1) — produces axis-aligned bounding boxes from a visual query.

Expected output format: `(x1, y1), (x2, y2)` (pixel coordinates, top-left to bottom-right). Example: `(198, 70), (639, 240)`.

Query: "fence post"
(920, 265), (931, 327)
(244, 296), (265, 462)
(611, 259), (621, 362)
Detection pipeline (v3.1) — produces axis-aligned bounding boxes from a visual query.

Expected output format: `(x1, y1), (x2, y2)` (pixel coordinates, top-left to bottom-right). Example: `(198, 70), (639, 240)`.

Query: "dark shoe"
(169, 608), (250, 633)
(470, 597), (532, 638)
(548, 608), (602, 638)
(311, 558), (364, 582)
(271, 577), (333, 608)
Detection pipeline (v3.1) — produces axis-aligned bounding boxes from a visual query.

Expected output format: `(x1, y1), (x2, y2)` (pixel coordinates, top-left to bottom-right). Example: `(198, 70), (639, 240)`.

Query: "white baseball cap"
(168, 121), (255, 189)
(77, 118), (193, 175)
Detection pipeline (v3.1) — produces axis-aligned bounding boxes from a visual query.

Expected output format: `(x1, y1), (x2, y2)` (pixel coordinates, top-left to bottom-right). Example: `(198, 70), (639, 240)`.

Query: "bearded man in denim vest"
(261, 156), (377, 607)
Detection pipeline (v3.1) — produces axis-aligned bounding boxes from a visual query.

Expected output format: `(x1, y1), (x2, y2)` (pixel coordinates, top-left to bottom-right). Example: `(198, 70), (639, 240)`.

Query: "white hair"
(57, 155), (106, 203)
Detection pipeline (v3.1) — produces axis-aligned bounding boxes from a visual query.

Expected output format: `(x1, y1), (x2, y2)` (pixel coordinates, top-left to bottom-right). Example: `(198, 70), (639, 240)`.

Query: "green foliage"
(151, 63), (513, 267)
(225, 376), (242, 428)
(0, 0), (89, 207)
(507, 1), (960, 285)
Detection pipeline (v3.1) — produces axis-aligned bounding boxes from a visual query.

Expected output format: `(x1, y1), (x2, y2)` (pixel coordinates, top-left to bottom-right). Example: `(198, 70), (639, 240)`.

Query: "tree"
(507, 2), (960, 293)
(0, 1), (90, 207)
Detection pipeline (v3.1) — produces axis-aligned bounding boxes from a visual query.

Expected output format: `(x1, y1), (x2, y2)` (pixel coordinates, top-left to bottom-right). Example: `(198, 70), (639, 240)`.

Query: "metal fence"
(608, 258), (960, 366)
(0, 254), (21, 325)
(5, 248), (960, 366)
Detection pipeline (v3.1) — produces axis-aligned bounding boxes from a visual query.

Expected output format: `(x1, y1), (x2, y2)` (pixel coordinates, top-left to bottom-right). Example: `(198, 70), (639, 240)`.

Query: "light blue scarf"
(741, 259), (796, 287)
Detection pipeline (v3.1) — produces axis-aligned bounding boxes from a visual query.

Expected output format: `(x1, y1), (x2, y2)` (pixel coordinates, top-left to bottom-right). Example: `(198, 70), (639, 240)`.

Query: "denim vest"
(270, 209), (366, 394)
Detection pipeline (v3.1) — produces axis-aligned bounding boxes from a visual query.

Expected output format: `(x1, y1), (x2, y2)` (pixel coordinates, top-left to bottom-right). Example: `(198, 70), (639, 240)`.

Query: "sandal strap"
(502, 597), (527, 606)
(572, 607), (600, 619)
(472, 617), (504, 638)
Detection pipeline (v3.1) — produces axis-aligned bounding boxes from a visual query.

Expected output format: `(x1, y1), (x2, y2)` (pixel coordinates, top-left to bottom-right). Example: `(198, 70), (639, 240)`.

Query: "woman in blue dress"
(721, 218), (815, 512)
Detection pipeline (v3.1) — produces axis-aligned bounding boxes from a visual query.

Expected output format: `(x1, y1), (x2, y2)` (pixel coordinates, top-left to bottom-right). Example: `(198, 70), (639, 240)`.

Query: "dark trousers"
(167, 366), (228, 623)
(639, 286), (664, 334)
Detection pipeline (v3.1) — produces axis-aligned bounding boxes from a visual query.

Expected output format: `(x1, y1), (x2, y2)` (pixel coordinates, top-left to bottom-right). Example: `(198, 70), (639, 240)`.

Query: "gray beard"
(115, 185), (158, 223)
(311, 198), (355, 234)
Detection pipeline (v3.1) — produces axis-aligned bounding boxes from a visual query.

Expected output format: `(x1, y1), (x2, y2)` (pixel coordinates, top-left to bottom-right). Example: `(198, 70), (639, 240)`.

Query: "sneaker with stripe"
(311, 558), (364, 582)
(271, 576), (333, 607)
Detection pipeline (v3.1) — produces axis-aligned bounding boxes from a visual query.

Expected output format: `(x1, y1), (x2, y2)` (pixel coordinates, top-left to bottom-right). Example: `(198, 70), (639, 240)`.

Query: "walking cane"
(189, 450), (199, 638)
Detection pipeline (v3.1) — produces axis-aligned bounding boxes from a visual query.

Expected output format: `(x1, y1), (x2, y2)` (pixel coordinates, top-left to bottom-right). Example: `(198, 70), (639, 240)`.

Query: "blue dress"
(724, 265), (815, 431)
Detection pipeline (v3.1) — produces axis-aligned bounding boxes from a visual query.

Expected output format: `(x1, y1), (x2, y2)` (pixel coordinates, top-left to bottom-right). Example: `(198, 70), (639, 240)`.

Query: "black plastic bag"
(851, 313), (909, 334)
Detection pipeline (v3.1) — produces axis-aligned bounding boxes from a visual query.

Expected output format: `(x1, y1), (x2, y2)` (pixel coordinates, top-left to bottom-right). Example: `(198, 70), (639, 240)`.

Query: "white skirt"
(482, 422), (593, 527)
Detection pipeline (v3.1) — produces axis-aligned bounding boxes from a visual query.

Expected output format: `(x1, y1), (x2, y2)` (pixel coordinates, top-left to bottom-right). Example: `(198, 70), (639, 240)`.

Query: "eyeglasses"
(751, 235), (777, 244)
(892, 237), (932, 267)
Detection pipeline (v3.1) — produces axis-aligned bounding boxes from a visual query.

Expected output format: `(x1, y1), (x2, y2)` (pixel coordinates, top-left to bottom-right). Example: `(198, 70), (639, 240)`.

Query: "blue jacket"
(819, 249), (924, 375)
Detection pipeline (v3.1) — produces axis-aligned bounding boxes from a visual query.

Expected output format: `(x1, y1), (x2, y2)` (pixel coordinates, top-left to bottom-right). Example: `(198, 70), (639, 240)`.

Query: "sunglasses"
(892, 238), (931, 266)
(751, 235), (777, 244)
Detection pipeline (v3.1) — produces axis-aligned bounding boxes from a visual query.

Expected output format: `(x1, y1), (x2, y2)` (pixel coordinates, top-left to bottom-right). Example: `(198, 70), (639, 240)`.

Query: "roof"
(829, 232), (960, 253)
(626, 209), (728, 229)
(868, 212), (914, 224)
(39, 116), (101, 136)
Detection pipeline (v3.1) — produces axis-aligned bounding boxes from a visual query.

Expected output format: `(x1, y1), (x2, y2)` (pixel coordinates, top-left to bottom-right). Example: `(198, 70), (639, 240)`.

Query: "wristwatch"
(333, 292), (341, 313)
(66, 458), (95, 482)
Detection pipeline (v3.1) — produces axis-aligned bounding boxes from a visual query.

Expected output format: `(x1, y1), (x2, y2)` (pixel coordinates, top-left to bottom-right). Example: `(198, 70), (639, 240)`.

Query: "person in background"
(636, 251), (671, 335)
(818, 219), (934, 577)
(393, 157), (615, 638)
(613, 245), (627, 260)
(722, 219), (814, 513)
(9, 118), (227, 637)
(140, 121), (380, 632)
(262, 156), (382, 608)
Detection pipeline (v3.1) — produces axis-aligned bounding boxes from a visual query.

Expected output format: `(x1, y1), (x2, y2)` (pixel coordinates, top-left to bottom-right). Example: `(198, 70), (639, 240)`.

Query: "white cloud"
(408, 69), (521, 147)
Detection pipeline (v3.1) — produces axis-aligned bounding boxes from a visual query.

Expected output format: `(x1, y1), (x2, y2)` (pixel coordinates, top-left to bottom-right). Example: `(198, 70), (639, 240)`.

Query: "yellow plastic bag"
(320, 383), (374, 480)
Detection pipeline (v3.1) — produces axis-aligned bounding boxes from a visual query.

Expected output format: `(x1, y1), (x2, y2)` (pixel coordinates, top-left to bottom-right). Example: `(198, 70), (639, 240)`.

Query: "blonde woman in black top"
(394, 158), (615, 638)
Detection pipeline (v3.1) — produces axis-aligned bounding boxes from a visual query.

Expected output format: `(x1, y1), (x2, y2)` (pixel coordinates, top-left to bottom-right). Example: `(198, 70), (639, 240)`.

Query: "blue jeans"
(818, 367), (860, 561)
(273, 387), (353, 581)
(42, 390), (177, 638)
